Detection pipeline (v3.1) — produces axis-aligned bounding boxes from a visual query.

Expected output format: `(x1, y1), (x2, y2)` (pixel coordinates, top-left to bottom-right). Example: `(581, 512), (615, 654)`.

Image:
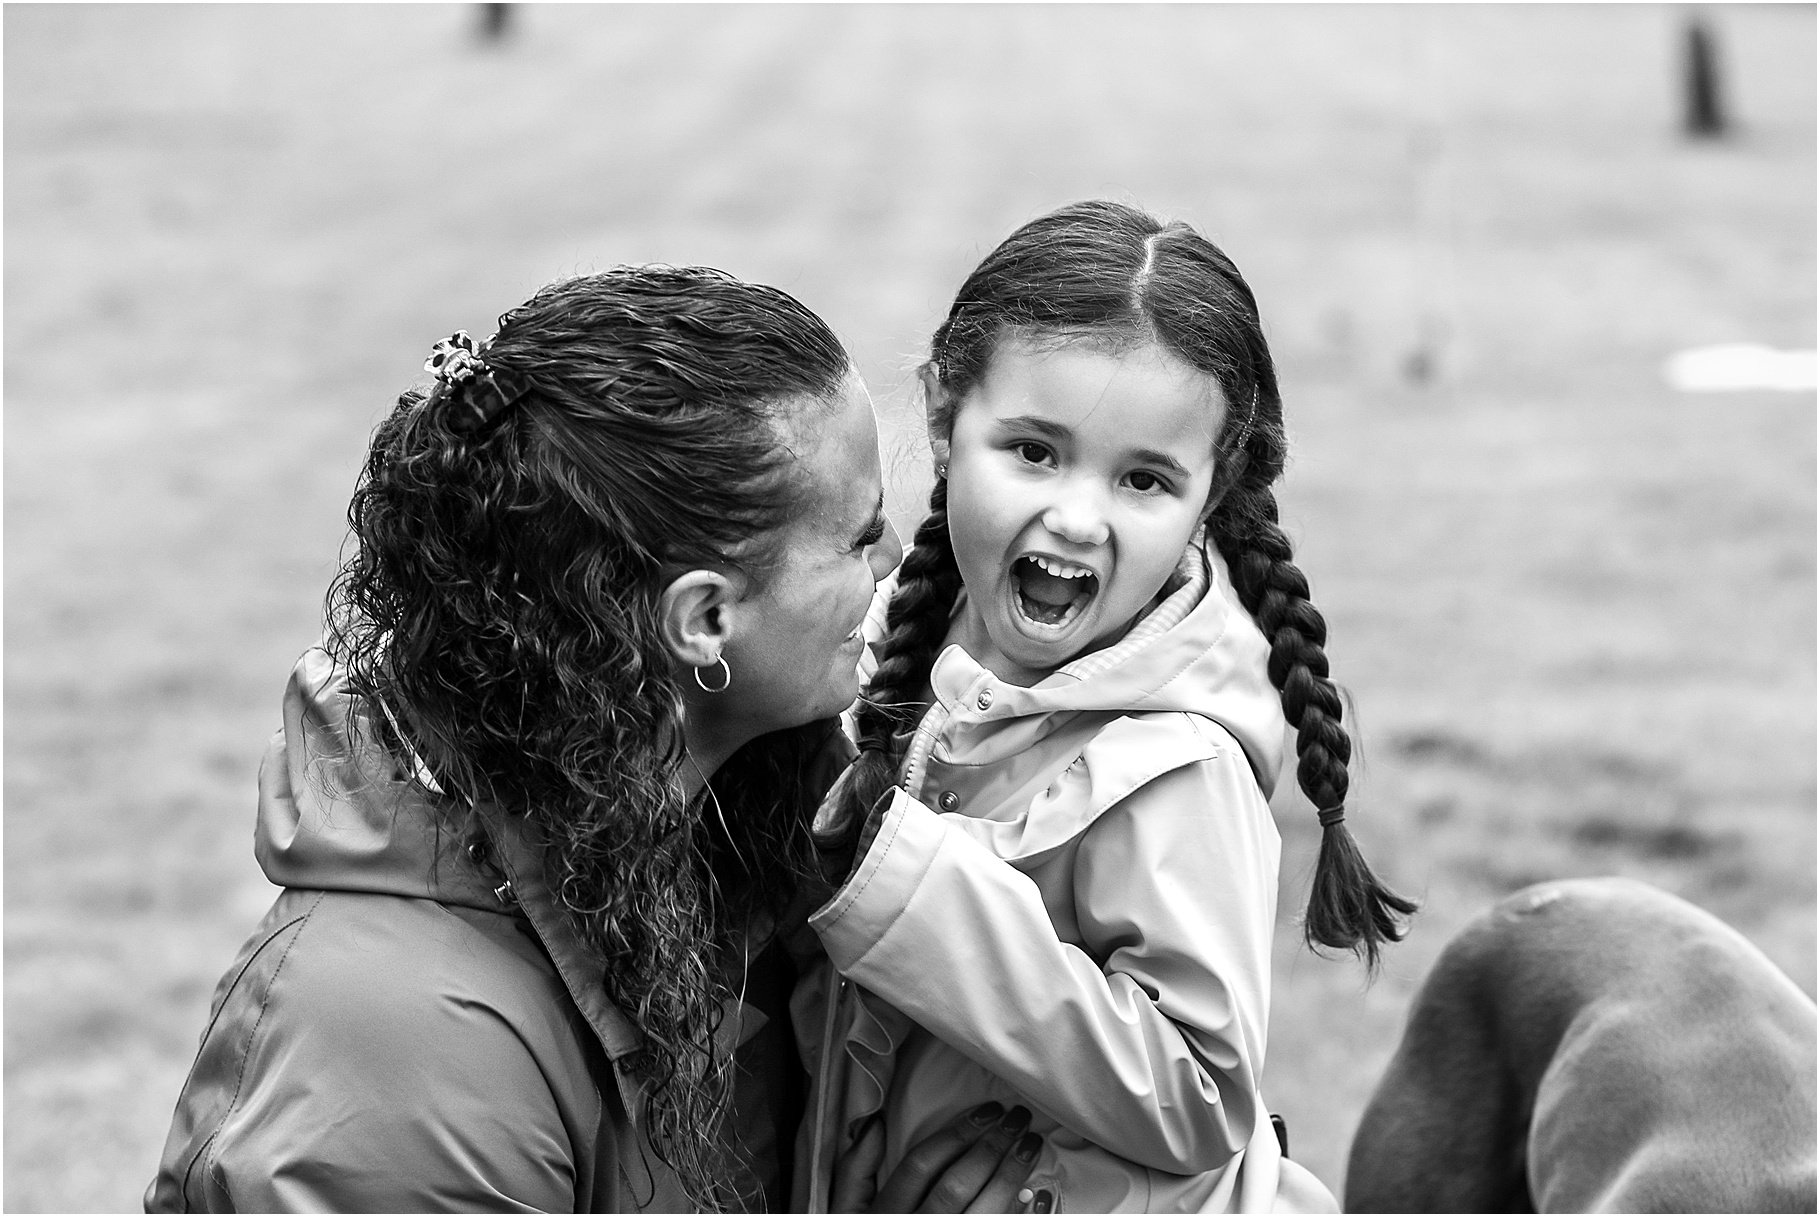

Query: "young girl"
(797, 201), (1415, 1213)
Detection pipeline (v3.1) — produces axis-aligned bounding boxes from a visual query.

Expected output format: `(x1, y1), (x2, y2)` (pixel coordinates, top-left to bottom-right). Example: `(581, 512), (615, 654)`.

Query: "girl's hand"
(834, 1102), (1045, 1212)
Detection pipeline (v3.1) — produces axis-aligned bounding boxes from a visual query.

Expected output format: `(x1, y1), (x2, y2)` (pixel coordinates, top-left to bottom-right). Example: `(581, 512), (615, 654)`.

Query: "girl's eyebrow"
(994, 414), (1194, 479)
(993, 414), (1073, 442)
(1130, 448), (1194, 480)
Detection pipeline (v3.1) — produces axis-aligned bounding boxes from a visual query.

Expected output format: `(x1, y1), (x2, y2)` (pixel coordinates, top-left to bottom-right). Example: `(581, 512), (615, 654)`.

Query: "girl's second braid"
(1210, 471), (1417, 968)
(1218, 488), (1351, 806)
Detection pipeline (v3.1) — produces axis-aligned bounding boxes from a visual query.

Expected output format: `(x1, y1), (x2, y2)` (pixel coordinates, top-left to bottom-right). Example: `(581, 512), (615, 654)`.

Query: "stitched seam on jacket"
(1183, 713), (1271, 790)
(161, 901), (300, 1209)
(838, 805), (945, 972)
(184, 893), (323, 1205)
(830, 791), (914, 935)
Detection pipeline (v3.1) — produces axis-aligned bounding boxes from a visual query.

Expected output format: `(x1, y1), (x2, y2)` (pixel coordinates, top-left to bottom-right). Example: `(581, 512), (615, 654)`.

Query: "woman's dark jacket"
(146, 648), (803, 1212)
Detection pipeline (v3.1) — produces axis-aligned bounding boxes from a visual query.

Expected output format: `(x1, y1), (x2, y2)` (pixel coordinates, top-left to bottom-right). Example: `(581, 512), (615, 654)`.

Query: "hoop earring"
(937, 463), (948, 479)
(694, 656), (732, 694)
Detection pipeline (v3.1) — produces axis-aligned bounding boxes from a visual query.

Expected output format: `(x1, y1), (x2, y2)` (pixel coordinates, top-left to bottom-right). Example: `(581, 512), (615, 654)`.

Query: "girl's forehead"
(972, 336), (1225, 442)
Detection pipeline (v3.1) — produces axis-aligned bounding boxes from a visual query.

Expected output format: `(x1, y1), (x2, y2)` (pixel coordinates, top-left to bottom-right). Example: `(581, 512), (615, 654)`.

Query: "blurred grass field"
(5, 4), (1813, 1211)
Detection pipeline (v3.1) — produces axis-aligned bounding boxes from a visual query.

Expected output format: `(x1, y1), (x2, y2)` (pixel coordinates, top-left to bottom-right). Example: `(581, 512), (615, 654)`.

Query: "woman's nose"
(869, 517), (905, 581)
(1041, 490), (1111, 547)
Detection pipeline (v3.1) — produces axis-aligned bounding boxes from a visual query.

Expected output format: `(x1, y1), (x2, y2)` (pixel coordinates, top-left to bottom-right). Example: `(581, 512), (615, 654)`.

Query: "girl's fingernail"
(1014, 1132), (1042, 1162)
(999, 1105), (1032, 1133)
(970, 1100), (1005, 1125)
(1016, 1187), (1036, 1206)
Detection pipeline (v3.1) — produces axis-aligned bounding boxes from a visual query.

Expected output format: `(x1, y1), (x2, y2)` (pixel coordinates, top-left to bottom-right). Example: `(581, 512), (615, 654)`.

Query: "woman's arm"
(810, 727), (1278, 1175)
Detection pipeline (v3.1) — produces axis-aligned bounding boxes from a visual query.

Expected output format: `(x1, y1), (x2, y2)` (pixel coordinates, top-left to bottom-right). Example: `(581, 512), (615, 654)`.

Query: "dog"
(1345, 877), (1816, 1212)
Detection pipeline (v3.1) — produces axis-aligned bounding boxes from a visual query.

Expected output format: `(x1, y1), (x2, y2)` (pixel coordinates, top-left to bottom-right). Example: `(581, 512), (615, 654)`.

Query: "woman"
(147, 265), (1040, 1212)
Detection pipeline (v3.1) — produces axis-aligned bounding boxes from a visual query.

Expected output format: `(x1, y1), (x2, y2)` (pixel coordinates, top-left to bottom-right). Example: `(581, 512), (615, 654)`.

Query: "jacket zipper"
(807, 972), (849, 1213)
(898, 699), (950, 802)
(810, 699), (950, 1210)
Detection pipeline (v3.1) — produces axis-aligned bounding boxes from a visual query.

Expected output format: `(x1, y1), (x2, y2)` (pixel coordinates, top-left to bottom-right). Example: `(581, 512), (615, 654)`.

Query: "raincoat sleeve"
(810, 724), (1277, 1175)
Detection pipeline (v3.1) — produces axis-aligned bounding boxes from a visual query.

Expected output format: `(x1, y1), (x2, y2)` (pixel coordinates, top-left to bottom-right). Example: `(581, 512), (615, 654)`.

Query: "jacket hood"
(921, 534), (1287, 796)
(254, 647), (502, 911)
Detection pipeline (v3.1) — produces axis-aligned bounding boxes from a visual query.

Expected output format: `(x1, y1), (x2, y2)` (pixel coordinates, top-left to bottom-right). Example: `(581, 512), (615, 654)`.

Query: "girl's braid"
(819, 478), (963, 868)
(1209, 476), (1417, 969)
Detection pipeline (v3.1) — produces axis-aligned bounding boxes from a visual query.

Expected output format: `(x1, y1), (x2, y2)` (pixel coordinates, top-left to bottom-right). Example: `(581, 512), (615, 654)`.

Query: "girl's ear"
(918, 365), (953, 473)
(658, 569), (744, 669)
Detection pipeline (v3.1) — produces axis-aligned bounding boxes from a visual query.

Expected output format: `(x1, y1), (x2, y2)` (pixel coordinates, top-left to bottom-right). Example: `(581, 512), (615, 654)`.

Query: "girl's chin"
(990, 602), (1099, 672)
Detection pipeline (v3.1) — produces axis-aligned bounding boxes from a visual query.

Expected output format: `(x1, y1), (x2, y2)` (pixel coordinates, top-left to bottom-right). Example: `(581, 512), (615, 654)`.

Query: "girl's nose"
(1041, 492), (1111, 547)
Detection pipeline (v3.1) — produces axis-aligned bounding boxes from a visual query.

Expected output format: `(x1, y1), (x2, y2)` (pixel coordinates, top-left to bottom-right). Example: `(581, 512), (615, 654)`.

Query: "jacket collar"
(481, 807), (649, 1060)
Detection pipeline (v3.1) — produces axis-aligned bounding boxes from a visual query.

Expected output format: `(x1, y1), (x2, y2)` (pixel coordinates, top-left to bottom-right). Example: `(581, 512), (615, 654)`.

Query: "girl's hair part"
(837, 200), (1414, 968)
(325, 264), (850, 1209)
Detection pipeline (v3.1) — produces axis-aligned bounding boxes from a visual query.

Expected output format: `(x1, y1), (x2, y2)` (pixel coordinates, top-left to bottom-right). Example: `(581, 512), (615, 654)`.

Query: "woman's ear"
(658, 569), (744, 670)
(918, 365), (953, 473)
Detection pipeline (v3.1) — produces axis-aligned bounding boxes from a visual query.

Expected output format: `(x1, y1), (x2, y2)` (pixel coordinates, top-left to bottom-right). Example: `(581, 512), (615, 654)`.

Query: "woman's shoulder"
(264, 888), (576, 1042)
(151, 888), (612, 1213)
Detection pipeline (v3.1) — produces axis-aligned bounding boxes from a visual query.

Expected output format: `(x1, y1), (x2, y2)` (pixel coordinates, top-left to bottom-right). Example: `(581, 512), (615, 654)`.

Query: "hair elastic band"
(424, 330), (533, 436)
(1221, 385), (1261, 458)
(1316, 804), (1346, 828)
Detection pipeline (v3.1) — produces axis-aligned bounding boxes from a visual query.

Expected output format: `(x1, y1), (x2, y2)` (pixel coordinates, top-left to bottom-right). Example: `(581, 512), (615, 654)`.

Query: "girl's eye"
(1127, 470), (1165, 493)
(854, 517), (886, 551)
(1013, 441), (1052, 465)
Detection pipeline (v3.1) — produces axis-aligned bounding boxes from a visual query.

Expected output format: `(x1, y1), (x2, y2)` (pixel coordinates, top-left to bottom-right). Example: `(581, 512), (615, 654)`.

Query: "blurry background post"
(1682, 7), (1728, 138)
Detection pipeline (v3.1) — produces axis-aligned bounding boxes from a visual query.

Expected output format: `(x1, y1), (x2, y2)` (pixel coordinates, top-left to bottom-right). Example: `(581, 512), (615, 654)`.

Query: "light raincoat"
(146, 648), (805, 1213)
(794, 538), (1339, 1213)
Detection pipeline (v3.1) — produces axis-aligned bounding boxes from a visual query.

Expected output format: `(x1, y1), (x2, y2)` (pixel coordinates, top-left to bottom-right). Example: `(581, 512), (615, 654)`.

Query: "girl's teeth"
(1032, 555), (1091, 578)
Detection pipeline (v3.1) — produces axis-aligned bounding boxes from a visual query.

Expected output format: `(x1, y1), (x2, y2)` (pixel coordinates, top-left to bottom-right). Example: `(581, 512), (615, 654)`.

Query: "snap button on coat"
(977, 689), (994, 710)
(938, 791), (960, 812)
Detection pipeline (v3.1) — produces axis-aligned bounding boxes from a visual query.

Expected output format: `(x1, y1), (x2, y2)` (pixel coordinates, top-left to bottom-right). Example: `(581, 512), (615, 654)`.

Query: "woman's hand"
(832, 1101), (1045, 1213)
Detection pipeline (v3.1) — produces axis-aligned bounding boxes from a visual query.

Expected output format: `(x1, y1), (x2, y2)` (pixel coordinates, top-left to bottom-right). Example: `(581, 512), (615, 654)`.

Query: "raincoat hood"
(254, 647), (500, 912)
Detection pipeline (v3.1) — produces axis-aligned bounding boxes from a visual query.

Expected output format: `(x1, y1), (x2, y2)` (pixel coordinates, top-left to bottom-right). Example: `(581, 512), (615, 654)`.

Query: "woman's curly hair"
(324, 265), (849, 1209)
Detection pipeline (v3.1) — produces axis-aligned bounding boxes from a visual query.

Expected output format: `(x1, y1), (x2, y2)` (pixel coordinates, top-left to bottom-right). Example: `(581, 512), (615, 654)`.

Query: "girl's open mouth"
(1011, 555), (1099, 629)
